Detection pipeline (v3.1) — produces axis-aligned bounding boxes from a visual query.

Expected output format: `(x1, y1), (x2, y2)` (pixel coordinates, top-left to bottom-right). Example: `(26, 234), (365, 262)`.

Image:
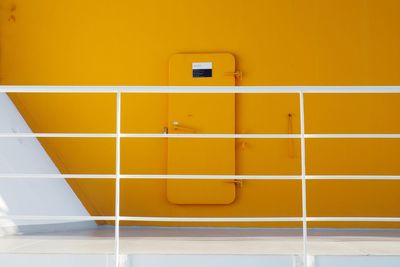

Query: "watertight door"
(167, 53), (236, 204)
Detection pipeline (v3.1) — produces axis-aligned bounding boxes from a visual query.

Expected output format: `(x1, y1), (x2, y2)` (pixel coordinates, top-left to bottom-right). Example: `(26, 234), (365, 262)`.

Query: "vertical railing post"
(299, 91), (308, 267)
(115, 90), (121, 267)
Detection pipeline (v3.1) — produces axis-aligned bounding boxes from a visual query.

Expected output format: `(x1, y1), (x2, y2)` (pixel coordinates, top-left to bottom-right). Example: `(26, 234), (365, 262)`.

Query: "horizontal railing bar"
(3, 174), (400, 180)
(305, 134), (400, 138)
(0, 174), (115, 179)
(307, 217), (400, 222)
(4, 215), (400, 223)
(298, 86), (400, 94)
(307, 175), (400, 180)
(121, 133), (300, 138)
(1, 215), (300, 222)
(120, 175), (302, 180)
(0, 133), (116, 138)
(119, 216), (303, 222)
(0, 174), (300, 180)
(1, 215), (115, 221)
(1, 86), (118, 93)
(1, 86), (400, 93)
(2, 133), (400, 139)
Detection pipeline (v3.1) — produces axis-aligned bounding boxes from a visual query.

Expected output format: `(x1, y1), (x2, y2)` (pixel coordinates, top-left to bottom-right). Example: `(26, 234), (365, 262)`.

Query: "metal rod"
(121, 133), (301, 138)
(119, 216), (303, 222)
(114, 91), (121, 267)
(305, 134), (400, 139)
(0, 174), (115, 179)
(2, 133), (400, 139)
(3, 215), (400, 223)
(1, 85), (400, 93)
(300, 92), (308, 267)
(0, 133), (116, 138)
(120, 175), (302, 180)
(3, 174), (400, 180)
(307, 217), (400, 222)
(306, 175), (400, 180)
(1, 215), (115, 221)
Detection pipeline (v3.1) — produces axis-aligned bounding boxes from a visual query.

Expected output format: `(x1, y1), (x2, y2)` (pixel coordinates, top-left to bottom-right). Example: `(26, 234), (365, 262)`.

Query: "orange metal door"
(167, 53), (236, 204)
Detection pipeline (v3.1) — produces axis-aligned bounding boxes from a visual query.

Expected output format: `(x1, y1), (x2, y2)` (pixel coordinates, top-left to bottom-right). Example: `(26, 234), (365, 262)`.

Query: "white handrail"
(1, 85), (400, 93)
(306, 175), (400, 180)
(2, 85), (400, 267)
(0, 215), (115, 221)
(2, 133), (400, 139)
(0, 174), (116, 179)
(0, 174), (302, 180)
(114, 92), (121, 267)
(0, 133), (117, 138)
(299, 92), (308, 267)
(3, 215), (400, 222)
(2, 174), (400, 180)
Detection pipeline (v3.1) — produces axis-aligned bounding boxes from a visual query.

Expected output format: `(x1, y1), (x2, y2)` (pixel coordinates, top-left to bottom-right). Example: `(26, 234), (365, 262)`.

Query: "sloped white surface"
(0, 93), (90, 233)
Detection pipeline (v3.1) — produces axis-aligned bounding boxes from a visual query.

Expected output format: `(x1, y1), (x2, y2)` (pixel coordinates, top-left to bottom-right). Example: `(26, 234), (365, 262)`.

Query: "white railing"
(1, 86), (400, 267)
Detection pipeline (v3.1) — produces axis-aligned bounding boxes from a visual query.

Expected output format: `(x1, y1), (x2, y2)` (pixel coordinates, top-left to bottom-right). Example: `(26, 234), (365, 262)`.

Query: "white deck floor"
(2, 227), (400, 256)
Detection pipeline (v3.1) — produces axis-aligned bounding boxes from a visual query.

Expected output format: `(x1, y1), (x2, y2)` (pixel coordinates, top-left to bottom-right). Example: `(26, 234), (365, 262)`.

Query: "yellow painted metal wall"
(1, 0), (400, 228)
(1, 0), (400, 85)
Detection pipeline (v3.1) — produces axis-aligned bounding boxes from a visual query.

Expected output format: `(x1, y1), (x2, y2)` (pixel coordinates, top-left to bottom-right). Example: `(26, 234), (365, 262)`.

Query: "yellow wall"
(1, 0), (400, 85)
(2, 0), (400, 228)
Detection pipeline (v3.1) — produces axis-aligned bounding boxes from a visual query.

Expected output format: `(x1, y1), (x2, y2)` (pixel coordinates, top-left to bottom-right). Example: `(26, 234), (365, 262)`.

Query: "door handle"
(288, 113), (295, 158)
(224, 70), (242, 81)
(171, 121), (197, 133)
(224, 179), (243, 187)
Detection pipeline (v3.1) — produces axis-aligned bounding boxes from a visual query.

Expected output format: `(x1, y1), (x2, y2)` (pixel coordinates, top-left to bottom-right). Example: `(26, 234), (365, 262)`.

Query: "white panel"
(0, 93), (89, 232)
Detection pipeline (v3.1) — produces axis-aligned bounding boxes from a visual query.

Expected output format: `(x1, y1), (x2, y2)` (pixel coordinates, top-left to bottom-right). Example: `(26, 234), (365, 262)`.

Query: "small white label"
(192, 62), (212, 70)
